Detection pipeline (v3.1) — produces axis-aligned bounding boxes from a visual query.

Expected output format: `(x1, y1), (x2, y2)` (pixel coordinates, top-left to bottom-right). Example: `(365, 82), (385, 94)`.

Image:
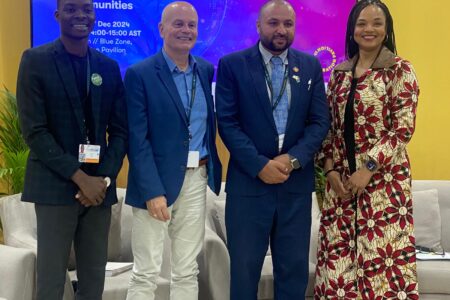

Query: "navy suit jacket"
(215, 44), (330, 196)
(16, 39), (128, 205)
(124, 51), (222, 209)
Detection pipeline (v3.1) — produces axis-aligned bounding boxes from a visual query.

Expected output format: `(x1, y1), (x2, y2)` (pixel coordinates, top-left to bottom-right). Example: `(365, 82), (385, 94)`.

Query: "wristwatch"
(365, 158), (378, 172)
(289, 155), (301, 170)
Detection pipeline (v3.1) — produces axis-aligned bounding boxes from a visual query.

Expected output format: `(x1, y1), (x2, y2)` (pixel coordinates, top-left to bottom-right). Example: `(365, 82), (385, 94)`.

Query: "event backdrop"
(31, 0), (355, 80)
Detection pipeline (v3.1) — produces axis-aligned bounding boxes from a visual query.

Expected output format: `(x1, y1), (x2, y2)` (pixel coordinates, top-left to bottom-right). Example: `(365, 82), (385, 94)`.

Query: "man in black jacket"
(16, 0), (127, 298)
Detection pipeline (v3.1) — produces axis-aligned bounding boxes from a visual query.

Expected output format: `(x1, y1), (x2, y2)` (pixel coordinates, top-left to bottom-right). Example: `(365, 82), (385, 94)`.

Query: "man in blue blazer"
(16, 0), (127, 299)
(124, 2), (221, 299)
(215, 1), (330, 299)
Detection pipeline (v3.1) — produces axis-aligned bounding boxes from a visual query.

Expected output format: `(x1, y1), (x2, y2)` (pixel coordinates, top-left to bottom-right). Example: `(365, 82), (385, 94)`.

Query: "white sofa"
(0, 244), (35, 300)
(1, 180), (449, 300)
(0, 189), (218, 300)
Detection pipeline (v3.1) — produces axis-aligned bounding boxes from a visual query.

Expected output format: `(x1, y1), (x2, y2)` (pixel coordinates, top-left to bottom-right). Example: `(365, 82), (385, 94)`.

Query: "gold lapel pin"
(293, 66), (299, 73)
(91, 73), (103, 86)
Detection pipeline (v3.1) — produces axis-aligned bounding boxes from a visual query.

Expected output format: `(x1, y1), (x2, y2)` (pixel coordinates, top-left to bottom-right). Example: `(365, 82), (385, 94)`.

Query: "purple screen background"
(31, 0), (355, 80)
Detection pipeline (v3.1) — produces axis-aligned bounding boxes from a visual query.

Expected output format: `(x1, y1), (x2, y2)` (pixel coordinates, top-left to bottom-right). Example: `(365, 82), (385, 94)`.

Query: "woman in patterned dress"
(315, 0), (420, 299)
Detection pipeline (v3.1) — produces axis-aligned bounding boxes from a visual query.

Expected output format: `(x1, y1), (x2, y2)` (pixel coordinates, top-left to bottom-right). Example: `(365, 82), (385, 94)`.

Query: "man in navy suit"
(124, 2), (221, 299)
(215, 1), (330, 299)
(16, 0), (128, 299)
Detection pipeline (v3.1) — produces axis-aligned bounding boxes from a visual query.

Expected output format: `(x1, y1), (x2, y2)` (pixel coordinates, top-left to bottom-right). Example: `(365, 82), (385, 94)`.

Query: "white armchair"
(0, 194), (74, 300)
(0, 244), (35, 300)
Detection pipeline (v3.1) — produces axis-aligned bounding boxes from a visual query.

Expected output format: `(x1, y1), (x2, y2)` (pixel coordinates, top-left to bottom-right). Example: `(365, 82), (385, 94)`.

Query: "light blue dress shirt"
(162, 49), (208, 159)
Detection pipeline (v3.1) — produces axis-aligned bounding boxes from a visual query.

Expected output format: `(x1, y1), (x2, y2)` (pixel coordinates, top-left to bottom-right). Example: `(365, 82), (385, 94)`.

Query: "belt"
(187, 158), (208, 170)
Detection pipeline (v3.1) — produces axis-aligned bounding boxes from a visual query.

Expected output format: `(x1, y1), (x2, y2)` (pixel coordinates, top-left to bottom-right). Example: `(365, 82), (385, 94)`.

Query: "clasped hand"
(75, 175), (107, 207)
(72, 170), (108, 206)
(258, 154), (292, 184)
(343, 168), (373, 197)
(327, 168), (373, 199)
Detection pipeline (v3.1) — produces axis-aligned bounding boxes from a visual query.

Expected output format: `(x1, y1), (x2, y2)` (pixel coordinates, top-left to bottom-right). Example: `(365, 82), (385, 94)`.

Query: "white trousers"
(126, 166), (208, 300)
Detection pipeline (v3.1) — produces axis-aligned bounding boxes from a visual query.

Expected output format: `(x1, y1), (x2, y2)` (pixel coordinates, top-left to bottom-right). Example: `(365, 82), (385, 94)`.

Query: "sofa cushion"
(413, 189), (443, 252)
(0, 193), (37, 249)
(212, 200), (227, 243)
(309, 193), (320, 265)
(108, 190), (124, 261)
(417, 260), (450, 294)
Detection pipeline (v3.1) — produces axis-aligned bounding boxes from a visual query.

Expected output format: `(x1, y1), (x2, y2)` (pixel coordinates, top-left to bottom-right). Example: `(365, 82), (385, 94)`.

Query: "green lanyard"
(262, 59), (289, 111)
(186, 65), (197, 140)
(84, 55), (91, 144)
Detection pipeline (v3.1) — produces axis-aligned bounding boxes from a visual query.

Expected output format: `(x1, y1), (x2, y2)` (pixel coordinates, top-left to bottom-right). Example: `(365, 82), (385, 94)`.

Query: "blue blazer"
(125, 51), (221, 208)
(215, 44), (330, 196)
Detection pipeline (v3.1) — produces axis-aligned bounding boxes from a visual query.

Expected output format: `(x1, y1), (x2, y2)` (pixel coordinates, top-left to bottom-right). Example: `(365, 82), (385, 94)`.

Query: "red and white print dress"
(315, 47), (420, 300)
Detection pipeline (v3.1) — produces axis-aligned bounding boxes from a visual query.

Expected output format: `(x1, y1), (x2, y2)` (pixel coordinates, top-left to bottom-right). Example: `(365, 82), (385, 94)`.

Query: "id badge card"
(278, 134), (285, 152)
(78, 144), (101, 164)
(187, 151), (200, 168)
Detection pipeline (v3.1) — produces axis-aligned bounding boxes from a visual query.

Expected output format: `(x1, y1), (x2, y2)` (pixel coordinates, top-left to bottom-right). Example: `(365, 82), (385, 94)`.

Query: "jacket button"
(183, 141), (188, 147)
(180, 165), (186, 171)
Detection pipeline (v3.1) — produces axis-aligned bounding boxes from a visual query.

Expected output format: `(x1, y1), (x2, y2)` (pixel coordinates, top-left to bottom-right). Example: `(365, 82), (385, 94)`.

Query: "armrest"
(198, 227), (230, 300)
(0, 244), (36, 300)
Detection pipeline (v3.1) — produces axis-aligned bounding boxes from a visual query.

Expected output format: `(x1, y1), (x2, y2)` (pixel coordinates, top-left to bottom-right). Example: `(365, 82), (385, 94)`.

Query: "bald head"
(159, 1), (198, 57)
(257, 0), (296, 55)
(258, 0), (295, 21)
(161, 1), (197, 24)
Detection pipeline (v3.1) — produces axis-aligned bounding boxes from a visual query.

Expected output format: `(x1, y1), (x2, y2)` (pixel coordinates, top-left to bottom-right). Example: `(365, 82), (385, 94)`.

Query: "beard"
(260, 34), (293, 54)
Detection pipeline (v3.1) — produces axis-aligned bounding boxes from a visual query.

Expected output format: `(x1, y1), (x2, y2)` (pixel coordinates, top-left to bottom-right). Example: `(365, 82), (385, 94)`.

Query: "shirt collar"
(162, 48), (197, 73)
(259, 41), (288, 65)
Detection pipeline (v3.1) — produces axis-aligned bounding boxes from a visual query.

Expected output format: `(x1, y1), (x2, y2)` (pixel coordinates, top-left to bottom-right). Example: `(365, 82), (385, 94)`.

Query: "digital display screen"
(31, 0), (354, 80)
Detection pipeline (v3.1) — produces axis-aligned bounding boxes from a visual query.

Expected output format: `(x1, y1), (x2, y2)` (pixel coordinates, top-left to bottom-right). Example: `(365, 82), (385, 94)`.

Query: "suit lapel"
(196, 62), (213, 118)
(196, 61), (216, 142)
(53, 40), (85, 136)
(88, 49), (102, 141)
(155, 52), (188, 126)
(247, 47), (277, 132)
(285, 50), (303, 133)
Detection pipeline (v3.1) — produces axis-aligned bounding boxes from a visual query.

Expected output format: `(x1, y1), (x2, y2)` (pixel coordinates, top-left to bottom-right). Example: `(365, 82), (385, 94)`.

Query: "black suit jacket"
(16, 39), (128, 205)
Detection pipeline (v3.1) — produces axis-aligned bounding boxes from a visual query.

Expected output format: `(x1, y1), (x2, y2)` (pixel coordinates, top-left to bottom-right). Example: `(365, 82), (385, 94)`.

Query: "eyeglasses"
(416, 245), (445, 256)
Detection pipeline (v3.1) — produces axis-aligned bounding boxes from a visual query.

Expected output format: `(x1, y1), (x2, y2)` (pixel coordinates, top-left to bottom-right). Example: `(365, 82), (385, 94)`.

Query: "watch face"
(366, 160), (377, 172)
(291, 158), (301, 170)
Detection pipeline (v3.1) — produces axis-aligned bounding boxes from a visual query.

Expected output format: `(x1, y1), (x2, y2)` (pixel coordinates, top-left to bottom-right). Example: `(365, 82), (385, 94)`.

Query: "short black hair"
(345, 0), (396, 59)
(57, 0), (94, 9)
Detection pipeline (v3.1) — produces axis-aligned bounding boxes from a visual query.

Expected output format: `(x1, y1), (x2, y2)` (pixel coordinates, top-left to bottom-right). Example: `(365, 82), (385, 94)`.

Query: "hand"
(71, 169), (107, 204)
(258, 160), (289, 184)
(273, 154), (293, 174)
(326, 171), (352, 200)
(146, 196), (170, 222)
(75, 190), (101, 207)
(344, 168), (373, 197)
